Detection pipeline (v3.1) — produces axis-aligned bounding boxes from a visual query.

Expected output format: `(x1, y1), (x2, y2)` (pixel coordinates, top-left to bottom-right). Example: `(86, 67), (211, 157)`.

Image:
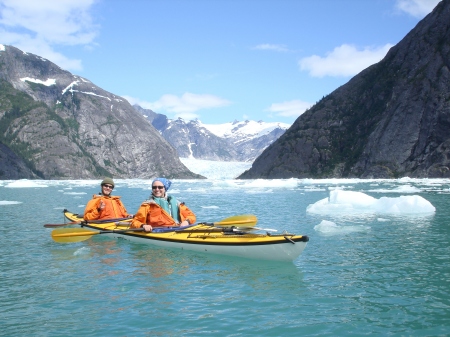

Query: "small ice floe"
(244, 178), (298, 190)
(74, 247), (90, 256)
(314, 220), (370, 234)
(246, 189), (273, 194)
(0, 200), (22, 205)
(5, 180), (48, 188)
(368, 184), (422, 194)
(299, 186), (327, 192)
(307, 190), (435, 215)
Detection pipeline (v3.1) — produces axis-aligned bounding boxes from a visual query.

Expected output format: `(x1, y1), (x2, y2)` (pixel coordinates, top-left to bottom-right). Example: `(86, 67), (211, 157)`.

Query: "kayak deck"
(62, 210), (309, 261)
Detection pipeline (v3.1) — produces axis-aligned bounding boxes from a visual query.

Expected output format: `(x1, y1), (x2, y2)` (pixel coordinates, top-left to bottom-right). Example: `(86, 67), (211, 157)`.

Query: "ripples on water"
(0, 178), (449, 336)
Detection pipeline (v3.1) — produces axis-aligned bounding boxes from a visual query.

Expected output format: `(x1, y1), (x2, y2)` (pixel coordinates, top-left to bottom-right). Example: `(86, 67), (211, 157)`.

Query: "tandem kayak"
(53, 210), (309, 262)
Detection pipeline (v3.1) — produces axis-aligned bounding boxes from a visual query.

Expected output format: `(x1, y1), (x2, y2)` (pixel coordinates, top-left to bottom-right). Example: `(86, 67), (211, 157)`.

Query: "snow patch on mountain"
(201, 120), (290, 140)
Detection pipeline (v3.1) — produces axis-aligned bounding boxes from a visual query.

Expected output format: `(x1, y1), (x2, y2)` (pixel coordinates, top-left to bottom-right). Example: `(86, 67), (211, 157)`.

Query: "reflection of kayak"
(57, 210), (309, 262)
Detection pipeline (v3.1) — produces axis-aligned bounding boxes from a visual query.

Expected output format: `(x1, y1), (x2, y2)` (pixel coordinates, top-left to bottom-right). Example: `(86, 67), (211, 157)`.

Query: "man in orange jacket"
(83, 177), (132, 221)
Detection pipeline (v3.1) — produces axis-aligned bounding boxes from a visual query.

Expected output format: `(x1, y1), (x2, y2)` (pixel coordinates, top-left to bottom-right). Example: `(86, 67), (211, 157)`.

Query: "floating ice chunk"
(244, 178), (298, 189)
(307, 190), (435, 215)
(369, 184), (422, 193)
(0, 200), (22, 205)
(74, 247), (90, 256)
(314, 220), (370, 234)
(374, 195), (436, 214)
(307, 190), (376, 214)
(5, 180), (48, 188)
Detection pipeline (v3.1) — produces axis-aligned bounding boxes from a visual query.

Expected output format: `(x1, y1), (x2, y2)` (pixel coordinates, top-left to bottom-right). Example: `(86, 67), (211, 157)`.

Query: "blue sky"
(0, 0), (441, 124)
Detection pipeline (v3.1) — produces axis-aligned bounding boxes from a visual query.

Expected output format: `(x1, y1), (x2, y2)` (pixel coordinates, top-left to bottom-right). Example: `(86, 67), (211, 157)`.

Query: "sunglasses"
(152, 185), (165, 190)
(102, 184), (114, 189)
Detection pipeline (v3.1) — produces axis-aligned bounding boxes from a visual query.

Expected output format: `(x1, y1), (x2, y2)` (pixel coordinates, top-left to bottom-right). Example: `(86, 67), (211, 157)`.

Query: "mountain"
(0, 45), (203, 180)
(239, 0), (450, 179)
(134, 105), (289, 162)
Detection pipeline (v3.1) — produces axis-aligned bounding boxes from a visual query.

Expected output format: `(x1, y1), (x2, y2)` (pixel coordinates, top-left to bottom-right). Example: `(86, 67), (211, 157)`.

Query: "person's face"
(152, 182), (165, 197)
(102, 184), (113, 196)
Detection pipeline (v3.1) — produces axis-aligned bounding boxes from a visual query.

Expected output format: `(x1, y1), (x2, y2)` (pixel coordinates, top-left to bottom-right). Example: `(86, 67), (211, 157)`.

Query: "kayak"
(56, 210), (309, 262)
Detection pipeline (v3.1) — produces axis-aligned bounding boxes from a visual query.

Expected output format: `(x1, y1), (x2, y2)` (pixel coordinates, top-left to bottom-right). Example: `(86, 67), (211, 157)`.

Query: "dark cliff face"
(0, 45), (204, 179)
(239, 0), (450, 179)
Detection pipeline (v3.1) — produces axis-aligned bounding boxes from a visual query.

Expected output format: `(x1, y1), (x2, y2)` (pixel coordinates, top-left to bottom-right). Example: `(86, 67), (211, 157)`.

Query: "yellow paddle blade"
(214, 214), (258, 227)
(51, 228), (99, 243)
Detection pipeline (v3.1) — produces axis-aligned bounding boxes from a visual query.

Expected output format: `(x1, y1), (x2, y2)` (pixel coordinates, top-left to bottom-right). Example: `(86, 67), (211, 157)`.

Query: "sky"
(0, 0), (442, 125)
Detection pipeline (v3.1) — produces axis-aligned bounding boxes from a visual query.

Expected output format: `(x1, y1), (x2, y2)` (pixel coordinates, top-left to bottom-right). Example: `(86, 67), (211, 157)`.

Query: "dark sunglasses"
(102, 184), (114, 189)
(152, 185), (165, 190)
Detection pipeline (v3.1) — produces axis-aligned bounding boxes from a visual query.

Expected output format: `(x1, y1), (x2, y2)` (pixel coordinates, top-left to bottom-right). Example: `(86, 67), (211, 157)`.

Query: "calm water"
(1, 178), (449, 336)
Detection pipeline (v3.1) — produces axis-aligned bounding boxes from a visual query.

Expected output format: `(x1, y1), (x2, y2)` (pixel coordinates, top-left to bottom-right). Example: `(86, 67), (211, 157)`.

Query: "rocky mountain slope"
(0, 45), (203, 180)
(239, 0), (450, 179)
(134, 105), (289, 162)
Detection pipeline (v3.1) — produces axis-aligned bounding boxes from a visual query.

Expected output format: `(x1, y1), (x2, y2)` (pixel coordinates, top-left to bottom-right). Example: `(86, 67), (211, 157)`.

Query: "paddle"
(200, 214), (258, 227)
(51, 227), (144, 243)
(44, 217), (133, 228)
(51, 214), (258, 243)
(44, 221), (80, 228)
(235, 226), (277, 232)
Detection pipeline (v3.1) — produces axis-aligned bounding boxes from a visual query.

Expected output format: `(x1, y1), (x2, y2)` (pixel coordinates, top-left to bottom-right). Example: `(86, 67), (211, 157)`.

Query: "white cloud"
(124, 93), (232, 120)
(253, 44), (289, 52)
(0, 0), (98, 70)
(299, 43), (393, 78)
(395, 0), (441, 18)
(122, 95), (149, 108)
(266, 100), (312, 118)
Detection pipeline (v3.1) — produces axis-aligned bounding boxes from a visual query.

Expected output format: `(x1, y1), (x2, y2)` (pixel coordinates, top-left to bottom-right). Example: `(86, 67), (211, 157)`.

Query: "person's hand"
(99, 201), (105, 210)
(127, 214), (134, 218)
(142, 224), (153, 232)
(179, 220), (190, 227)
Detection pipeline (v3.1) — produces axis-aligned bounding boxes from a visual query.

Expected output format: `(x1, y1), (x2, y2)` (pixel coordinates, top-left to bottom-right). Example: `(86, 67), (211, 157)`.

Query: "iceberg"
(307, 190), (436, 215)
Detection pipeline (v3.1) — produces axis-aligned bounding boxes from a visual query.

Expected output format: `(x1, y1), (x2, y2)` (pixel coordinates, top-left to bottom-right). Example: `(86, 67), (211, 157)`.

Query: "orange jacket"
(84, 194), (130, 221)
(131, 199), (196, 228)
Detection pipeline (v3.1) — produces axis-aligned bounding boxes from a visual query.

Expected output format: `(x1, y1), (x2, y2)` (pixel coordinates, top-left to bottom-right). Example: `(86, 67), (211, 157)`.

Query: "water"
(1, 178), (449, 336)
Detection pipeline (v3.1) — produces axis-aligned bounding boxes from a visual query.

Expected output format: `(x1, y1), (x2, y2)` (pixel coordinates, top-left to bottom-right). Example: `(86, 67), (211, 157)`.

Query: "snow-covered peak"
(199, 120), (290, 138)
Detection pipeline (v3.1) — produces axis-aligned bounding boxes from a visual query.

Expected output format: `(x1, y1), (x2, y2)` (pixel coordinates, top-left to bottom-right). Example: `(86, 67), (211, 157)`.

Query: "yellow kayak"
(53, 210), (309, 262)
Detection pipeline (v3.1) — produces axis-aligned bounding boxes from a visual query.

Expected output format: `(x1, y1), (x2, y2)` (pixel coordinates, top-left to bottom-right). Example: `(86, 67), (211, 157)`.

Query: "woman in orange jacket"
(83, 177), (132, 221)
(131, 177), (196, 232)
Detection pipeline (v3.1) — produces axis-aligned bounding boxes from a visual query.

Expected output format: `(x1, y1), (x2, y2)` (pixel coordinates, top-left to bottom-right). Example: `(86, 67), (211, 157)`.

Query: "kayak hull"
(63, 210), (309, 262)
(110, 231), (308, 261)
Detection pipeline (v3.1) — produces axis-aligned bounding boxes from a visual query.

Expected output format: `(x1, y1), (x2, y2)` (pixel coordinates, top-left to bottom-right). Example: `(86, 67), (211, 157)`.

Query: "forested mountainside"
(239, 0), (450, 179)
(0, 45), (203, 180)
(134, 104), (288, 162)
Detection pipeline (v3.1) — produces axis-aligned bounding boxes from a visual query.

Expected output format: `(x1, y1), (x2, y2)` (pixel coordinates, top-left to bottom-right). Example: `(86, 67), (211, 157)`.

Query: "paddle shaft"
(176, 228), (241, 234)
(44, 217), (132, 228)
(44, 221), (80, 228)
(52, 228), (144, 238)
